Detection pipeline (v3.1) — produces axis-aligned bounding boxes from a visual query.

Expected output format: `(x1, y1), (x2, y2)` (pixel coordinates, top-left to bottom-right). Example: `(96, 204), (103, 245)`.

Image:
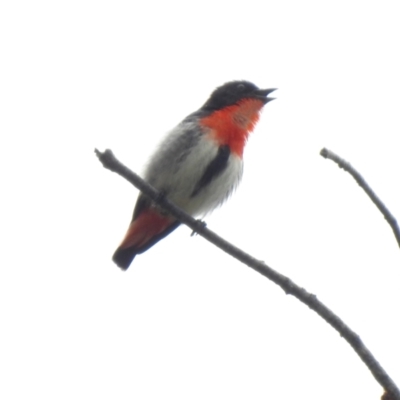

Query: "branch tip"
(320, 147), (328, 158)
(320, 147), (400, 249)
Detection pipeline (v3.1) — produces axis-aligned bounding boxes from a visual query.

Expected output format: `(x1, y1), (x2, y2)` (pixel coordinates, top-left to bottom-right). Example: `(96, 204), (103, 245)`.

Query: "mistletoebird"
(113, 81), (276, 270)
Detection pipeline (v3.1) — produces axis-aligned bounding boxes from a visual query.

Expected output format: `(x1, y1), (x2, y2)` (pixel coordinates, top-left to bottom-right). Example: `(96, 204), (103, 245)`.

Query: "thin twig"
(320, 147), (400, 249)
(96, 148), (400, 400)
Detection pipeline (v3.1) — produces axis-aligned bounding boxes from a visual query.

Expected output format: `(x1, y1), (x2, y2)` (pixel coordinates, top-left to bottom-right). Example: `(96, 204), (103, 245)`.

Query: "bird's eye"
(237, 83), (245, 91)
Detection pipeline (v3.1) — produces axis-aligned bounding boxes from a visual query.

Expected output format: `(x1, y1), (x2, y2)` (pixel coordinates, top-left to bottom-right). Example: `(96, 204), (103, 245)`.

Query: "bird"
(113, 80), (276, 270)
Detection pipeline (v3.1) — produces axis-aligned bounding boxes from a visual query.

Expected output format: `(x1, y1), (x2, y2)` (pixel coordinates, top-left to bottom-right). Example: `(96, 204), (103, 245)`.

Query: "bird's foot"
(191, 219), (207, 236)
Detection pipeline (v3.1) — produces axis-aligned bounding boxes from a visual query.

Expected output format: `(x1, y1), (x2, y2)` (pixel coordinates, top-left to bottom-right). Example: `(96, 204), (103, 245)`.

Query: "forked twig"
(96, 148), (400, 399)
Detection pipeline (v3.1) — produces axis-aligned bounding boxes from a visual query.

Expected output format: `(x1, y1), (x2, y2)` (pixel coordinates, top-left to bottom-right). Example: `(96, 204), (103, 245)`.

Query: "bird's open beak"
(254, 88), (277, 104)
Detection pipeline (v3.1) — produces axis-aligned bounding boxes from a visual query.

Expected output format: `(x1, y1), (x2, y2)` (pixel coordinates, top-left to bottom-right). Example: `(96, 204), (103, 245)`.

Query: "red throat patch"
(199, 98), (264, 157)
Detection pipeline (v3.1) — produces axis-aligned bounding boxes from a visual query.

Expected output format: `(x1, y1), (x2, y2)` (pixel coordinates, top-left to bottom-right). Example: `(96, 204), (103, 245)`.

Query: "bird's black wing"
(191, 144), (230, 197)
(131, 193), (151, 221)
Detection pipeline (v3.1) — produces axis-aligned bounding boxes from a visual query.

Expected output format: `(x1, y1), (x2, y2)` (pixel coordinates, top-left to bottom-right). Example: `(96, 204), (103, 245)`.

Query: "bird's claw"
(191, 219), (207, 236)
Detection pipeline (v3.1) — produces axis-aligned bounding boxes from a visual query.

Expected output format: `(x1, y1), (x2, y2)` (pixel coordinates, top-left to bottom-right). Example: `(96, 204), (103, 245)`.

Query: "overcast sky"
(1, 1), (400, 399)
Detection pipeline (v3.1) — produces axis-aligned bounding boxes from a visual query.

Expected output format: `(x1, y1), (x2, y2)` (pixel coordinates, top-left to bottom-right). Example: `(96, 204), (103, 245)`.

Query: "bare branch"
(320, 147), (400, 249)
(96, 148), (400, 399)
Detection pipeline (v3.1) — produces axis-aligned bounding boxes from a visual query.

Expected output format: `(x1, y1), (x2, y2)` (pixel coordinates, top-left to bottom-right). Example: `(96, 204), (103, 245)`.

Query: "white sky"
(1, 1), (400, 399)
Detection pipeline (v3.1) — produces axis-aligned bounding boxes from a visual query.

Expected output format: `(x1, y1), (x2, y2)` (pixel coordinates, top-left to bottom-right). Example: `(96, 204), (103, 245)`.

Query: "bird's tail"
(112, 209), (180, 270)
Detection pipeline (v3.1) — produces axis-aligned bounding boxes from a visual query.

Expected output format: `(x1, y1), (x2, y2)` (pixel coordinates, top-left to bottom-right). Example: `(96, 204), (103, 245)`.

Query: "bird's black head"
(202, 80), (276, 111)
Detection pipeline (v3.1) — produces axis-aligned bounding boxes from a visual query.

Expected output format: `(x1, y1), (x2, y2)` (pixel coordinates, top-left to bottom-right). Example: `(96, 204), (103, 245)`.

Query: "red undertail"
(112, 209), (179, 270)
